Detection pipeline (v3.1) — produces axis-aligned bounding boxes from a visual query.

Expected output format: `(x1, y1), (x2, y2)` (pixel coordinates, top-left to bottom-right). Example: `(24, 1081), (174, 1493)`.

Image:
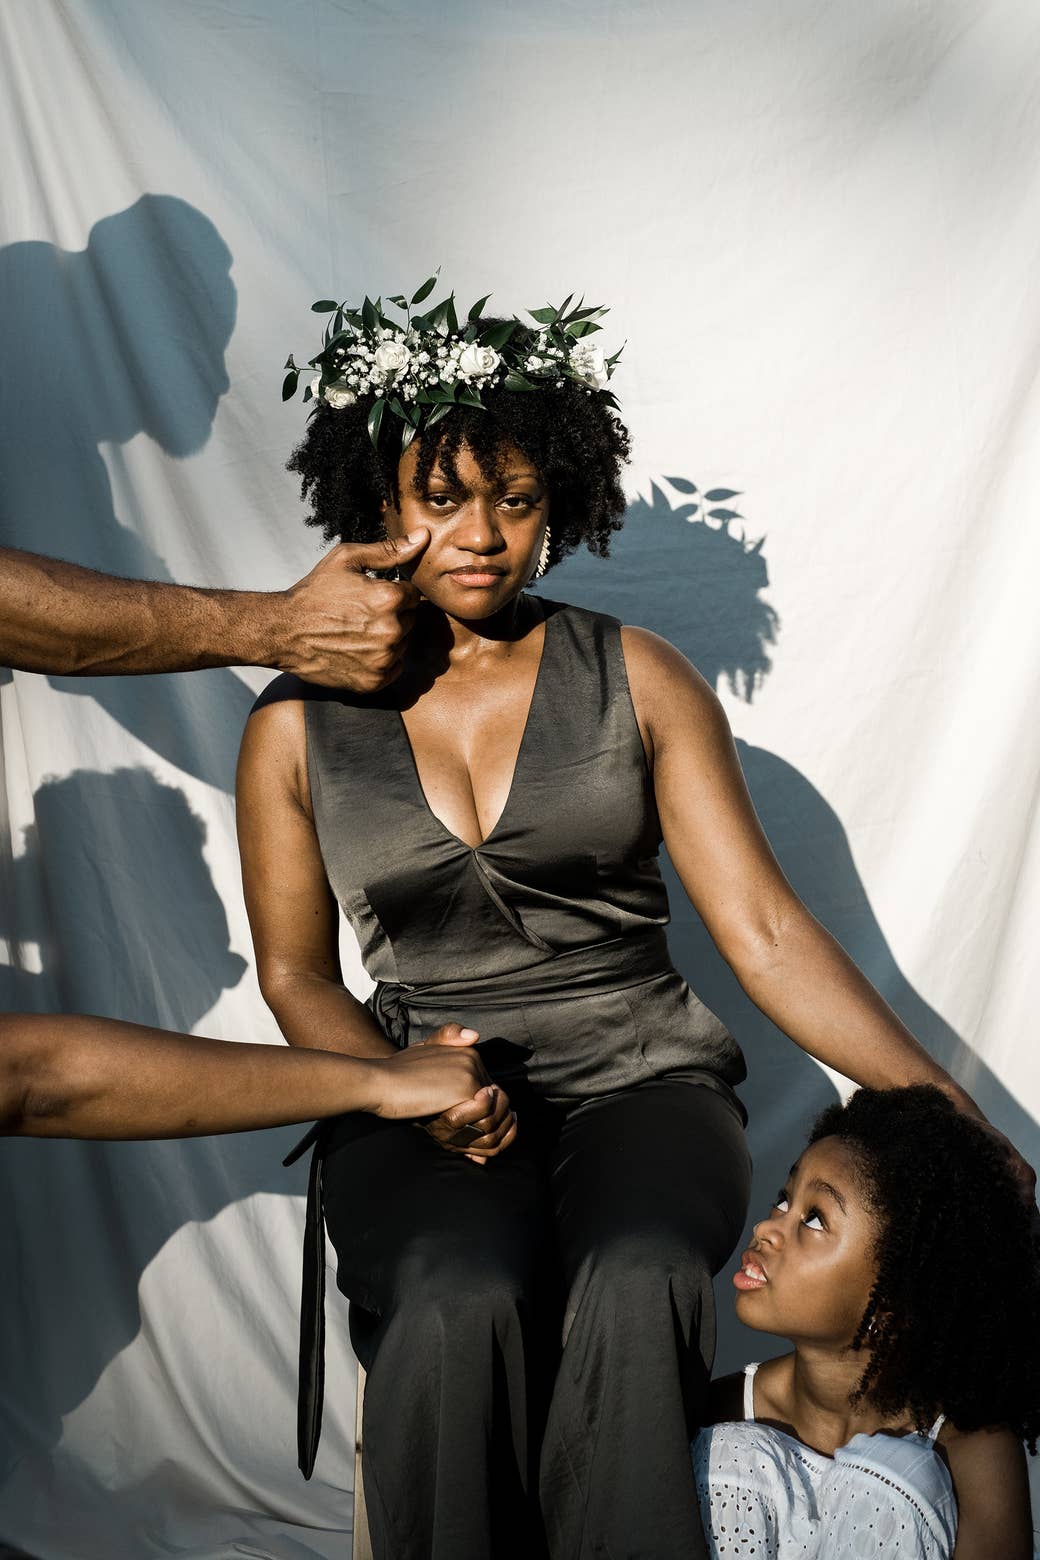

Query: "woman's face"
(732, 1137), (881, 1348)
(380, 435), (549, 618)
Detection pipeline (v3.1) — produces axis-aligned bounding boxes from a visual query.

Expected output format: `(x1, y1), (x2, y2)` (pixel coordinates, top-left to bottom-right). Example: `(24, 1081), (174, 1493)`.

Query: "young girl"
(693, 1085), (1040, 1558)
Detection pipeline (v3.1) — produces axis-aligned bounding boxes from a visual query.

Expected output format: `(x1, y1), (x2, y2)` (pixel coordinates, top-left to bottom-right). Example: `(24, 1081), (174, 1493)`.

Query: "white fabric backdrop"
(2, 1), (1039, 1554)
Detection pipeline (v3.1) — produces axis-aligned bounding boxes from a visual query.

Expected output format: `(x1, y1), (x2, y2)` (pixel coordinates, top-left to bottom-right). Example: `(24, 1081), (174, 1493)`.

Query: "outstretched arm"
(0, 1011), (496, 1139)
(0, 533), (427, 687)
(623, 627), (1034, 1190)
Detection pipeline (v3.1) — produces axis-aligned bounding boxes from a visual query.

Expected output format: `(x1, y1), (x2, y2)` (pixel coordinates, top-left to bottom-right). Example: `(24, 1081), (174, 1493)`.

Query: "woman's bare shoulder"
(238, 676), (310, 809)
(619, 624), (729, 751)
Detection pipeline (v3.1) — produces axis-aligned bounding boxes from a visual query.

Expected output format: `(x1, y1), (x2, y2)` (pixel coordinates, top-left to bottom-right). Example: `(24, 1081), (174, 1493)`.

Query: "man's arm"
(0, 1011), (497, 1139)
(0, 533), (428, 687)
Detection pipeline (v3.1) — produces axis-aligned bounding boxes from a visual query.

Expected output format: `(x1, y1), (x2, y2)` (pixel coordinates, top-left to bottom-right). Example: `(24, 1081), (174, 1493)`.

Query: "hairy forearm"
(731, 901), (978, 1107)
(261, 969), (398, 1060)
(0, 1013), (383, 1139)
(0, 548), (284, 675)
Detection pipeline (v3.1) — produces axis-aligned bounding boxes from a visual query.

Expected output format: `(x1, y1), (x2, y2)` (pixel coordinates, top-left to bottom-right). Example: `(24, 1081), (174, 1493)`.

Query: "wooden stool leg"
(352, 1364), (374, 1560)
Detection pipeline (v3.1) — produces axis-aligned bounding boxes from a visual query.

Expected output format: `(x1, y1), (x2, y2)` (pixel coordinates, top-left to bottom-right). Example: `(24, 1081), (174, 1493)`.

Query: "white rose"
(568, 341), (609, 390)
(309, 374), (323, 400)
(458, 344), (501, 379)
(373, 340), (412, 378)
(323, 379), (357, 409)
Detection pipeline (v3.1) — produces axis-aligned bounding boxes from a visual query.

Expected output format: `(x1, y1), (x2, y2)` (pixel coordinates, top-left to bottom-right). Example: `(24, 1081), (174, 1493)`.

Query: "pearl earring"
(534, 525), (552, 579)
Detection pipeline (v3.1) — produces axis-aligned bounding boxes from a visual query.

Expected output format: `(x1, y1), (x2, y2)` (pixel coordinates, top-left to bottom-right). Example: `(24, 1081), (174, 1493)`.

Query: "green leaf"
(410, 273), (439, 306)
(665, 476), (699, 495)
(565, 320), (602, 338)
(528, 306), (557, 325)
(468, 292), (493, 322)
(424, 402), (453, 430)
(361, 296), (379, 333)
(333, 308), (345, 335)
(456, 386), (485, 409)
(428, 298), (451, 332)
(445, 294), (459, 334)
(704, 488), (742, 502)
(605, 345), (625, 367)
(284, 354), (298, 371)
(400, 419), (418, 454)
(503, 371), (537, 392)
(302, 383), (314, 404)
(551, 293), (574, 325)
(311, 300), (338, 313)
(281, 369), (300, 401)
(423, 385), (457, 404)
(479, 320), (517, 350)
(367, 396), (386, 446)
(388, 396), (410, 420)
(344, 310), (364, 330)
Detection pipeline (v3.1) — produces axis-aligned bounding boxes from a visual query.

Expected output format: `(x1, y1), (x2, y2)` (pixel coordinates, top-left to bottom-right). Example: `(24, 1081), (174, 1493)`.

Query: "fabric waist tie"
(370, 926), (675, 1044)
(282, 926), (677, 1479)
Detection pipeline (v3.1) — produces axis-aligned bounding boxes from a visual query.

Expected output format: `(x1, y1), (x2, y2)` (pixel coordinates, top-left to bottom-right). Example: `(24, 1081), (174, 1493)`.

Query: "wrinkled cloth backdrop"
(2, 2), (1039, 1556)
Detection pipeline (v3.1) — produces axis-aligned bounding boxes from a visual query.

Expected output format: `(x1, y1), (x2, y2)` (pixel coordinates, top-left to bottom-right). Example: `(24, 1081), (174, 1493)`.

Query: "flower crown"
(281, 271), (624, 453)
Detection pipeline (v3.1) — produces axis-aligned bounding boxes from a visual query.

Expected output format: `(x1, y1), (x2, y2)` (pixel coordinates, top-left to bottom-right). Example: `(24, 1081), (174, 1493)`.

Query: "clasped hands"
(370, 1023), (518, 1166)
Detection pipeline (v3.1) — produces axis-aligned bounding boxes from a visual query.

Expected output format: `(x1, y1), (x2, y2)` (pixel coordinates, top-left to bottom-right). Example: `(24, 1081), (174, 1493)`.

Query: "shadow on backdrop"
(547, 478), (1040, 1370)
(0, 768), (308, 1457)
(0, 194), (253, 792)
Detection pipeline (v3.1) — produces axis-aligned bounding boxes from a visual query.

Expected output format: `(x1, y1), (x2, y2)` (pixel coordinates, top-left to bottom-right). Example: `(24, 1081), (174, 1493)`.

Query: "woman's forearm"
(0, 1012), (388, 1139)
(732, 902), (979, 1108)
(261, 970), (398, 1059)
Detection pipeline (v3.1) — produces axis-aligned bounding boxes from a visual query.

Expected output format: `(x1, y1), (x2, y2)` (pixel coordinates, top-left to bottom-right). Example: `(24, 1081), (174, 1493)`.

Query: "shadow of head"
(550, 478), (780, 699)
(2, 766), (245, 1029)
(2, 193), (235, 459)
(82, 194), (236, 455)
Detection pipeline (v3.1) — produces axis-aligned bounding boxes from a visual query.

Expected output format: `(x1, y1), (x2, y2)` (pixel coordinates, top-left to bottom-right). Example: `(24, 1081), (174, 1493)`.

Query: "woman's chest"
(397, 648), (546, 852)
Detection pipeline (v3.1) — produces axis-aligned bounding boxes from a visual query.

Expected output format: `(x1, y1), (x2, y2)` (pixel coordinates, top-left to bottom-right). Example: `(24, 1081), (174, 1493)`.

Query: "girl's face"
(380, 435), (549, 619)
(733, 1137), (881, 1348)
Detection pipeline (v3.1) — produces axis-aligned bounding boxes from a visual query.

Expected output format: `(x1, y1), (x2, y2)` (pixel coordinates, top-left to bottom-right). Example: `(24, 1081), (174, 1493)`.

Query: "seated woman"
(237, 280), (1032, 1559)
(694, 1085), (1039, 1559)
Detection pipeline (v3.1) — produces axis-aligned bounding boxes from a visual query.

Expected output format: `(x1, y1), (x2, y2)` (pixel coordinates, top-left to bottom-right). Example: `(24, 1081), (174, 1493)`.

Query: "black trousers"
(321, 1077), (751, 1560)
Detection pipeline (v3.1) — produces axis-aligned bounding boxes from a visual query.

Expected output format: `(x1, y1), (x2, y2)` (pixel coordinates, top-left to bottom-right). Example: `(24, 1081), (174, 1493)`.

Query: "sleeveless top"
(691, 1362), (958, 1558)
(261, 597), (748, 1475)
(263, 595), (746, 1106)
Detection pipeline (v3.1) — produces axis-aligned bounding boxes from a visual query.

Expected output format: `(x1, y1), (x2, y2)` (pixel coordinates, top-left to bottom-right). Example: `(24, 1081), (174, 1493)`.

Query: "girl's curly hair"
(286, 331), (631, 573)
(808, 1085), (1040, 1447)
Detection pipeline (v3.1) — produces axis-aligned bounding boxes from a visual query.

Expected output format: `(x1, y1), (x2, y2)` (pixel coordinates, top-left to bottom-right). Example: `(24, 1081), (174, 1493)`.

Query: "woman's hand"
(405, 1024), (518, 1166)
(940, 1083), (1038, 1207)
(984, 1121), (1038, 1207)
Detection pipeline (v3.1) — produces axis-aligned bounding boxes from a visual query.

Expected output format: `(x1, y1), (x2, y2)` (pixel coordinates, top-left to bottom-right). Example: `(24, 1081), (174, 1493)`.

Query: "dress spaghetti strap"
(743, 1361), (760, 1421)
(925, 1412), (946, 1442)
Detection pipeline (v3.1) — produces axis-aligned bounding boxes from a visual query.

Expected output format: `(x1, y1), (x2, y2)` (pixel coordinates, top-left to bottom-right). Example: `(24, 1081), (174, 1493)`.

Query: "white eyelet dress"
(690, 1362), (958, 1558)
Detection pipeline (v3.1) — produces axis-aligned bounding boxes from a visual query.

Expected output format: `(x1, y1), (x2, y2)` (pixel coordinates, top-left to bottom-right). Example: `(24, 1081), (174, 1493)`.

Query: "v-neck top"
(255, 597), (746, 1105)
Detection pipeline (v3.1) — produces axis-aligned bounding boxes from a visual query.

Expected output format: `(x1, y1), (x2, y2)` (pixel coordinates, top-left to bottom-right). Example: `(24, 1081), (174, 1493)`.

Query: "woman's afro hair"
(286, 337), (631, 573)
(808, 1084), (1040, 1447)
